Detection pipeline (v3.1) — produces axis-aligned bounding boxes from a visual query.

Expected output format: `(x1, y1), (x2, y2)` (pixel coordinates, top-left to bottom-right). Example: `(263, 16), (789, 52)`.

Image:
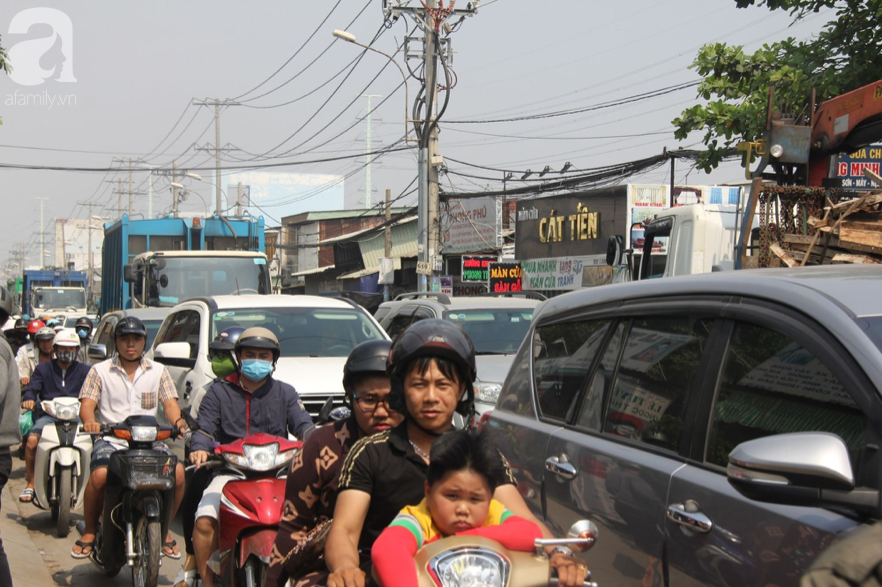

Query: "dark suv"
(488, 265), (882, 587)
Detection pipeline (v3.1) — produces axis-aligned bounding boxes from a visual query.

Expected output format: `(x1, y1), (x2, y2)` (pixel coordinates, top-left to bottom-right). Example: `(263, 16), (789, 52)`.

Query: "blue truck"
(22, 269), (89, 318)
(100, 215), (270, 315)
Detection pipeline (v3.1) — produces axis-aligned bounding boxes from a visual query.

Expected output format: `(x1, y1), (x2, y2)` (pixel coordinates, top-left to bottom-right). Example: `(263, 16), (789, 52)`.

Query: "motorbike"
(205, 433), (302, 587)
(82, 415), (181, 587)
(373, 520), (600, 587)
(32, 397), (92, 537)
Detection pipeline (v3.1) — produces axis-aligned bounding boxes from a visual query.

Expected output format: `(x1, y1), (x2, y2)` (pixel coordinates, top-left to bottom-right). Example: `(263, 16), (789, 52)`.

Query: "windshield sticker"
(254, 258), (266, 265)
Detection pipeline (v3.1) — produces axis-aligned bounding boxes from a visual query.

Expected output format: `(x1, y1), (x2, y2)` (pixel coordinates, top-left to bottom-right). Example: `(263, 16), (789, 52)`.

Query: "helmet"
(235, 327), (280, 362)
(28, 320), (45, 334)
(386, 319), (477, 417)
(209, 326), (246, 356)
(0, 286), (12, 320)
(52, 322), (64, 332)
(343, 340), (392, 393)
(35, 326), (57, 341)
(75, 317), (93, 331)
(13, 318), (28, 331)
(114, 316), (147, 339)
(54, 329), (81, 348)
(46, 318), (60, 328)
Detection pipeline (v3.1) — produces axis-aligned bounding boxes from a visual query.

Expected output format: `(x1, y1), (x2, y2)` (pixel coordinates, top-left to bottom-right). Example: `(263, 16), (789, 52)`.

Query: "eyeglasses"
(353, 395), (393, 412)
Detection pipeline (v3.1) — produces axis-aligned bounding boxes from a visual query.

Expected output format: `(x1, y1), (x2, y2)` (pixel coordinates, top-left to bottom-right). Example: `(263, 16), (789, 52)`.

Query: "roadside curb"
(2, 482), (59, 587)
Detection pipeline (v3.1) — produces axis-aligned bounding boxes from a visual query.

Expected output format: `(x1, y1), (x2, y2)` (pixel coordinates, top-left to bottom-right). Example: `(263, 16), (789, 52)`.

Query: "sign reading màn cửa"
(488, 262), (522, 293)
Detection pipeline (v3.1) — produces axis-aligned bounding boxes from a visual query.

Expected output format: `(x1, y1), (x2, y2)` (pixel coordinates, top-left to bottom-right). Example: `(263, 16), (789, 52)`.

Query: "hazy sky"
(0, 0), (828, 272)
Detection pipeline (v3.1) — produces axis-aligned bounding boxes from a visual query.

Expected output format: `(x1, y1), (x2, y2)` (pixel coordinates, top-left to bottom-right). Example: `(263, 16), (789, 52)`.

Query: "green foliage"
(673, 0), (882, 172)
(0, 35), (8, 125)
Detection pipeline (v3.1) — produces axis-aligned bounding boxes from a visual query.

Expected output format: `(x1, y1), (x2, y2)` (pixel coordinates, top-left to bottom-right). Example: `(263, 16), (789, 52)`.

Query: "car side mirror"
(606, 235), (624, 267)
(727, 432), (880, 516)
(153, 342), (192, 361)
(88, 343), (107, 361)
(123, 265), (135, 283)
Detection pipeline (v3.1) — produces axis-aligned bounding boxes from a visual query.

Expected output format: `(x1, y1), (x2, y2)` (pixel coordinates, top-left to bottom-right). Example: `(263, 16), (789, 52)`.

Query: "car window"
(496, 336), (536, 418)
(532, 319), (610, 421)
(211, 306), (386, 357)
(602, 316), (714, 452)
(143, 320), (163, 350)
(374, 306), (392, 323)
(706, 321), (869, 470)
(160, 310), (201, 359)
(385, 306), (429, 340)
(448, 309), (534, 354)
(577, 321), (626, 431)
(96, 317), (117, 347)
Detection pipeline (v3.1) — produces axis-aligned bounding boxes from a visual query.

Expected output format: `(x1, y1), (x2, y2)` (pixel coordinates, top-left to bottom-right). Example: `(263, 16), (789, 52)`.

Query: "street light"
(332, 29), (412, 141)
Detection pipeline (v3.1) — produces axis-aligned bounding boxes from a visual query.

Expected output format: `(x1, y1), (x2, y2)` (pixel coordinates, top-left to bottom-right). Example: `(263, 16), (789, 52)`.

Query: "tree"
(673, 0), (882, 172)
(0, 34), (9, 126)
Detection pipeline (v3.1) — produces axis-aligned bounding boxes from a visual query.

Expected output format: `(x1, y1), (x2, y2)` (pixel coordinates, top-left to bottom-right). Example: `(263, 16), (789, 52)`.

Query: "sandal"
(18, 488), (35, 503)
(163, 538), (182, 559)
(71, 539), (95, 559)
(173, 567), (199, 587)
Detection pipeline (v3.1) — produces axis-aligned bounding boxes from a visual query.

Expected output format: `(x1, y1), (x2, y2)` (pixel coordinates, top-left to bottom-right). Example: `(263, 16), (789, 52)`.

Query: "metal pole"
(418, 146), (428, 291)
(172, 160), (179, 219)
(237, 182), (242, 216)
(363, 94), (381, 209)
(426, 3), (441, 291)
(148, 169), (154, 218)
(384, 188), (392, 302)
(128, 158), (134, 216)
(87, 202), (92, 307)
(669, 156), (675, 205)
(117, 179), (124, 219)
(215, 103), (222, 216)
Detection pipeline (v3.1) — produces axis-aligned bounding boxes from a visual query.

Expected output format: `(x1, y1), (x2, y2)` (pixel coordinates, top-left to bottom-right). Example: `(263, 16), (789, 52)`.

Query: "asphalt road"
(3, 449), (186, 587)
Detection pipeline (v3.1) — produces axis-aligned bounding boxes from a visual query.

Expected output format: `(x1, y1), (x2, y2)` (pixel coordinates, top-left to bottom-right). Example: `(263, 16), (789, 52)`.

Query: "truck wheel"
(56, 467), (72, 537)
(131, 517), (161, 587)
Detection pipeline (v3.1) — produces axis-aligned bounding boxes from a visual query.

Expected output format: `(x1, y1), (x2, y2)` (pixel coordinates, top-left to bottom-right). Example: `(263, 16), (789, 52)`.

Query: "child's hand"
(327, 566), (366, 587)
(550, 552), (590, 587)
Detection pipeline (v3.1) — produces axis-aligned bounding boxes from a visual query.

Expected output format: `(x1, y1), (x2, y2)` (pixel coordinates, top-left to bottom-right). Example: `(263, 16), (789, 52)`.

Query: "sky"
(0, 0), (830, 275)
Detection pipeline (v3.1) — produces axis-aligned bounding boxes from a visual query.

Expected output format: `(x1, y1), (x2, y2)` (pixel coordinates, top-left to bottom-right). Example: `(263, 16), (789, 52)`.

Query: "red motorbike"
(206, 433), (301, 587)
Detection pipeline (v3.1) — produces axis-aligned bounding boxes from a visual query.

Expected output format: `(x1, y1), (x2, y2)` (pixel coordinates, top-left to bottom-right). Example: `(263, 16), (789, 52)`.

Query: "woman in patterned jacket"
(266, 340), (403, 587)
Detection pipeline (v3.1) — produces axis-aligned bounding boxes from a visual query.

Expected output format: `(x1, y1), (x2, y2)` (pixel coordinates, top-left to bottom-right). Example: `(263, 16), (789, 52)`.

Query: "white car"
(147, 295), (390, 419)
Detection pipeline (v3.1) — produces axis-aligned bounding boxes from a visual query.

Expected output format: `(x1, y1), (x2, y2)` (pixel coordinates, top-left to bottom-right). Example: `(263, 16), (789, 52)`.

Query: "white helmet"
(54, 329), (81, 348)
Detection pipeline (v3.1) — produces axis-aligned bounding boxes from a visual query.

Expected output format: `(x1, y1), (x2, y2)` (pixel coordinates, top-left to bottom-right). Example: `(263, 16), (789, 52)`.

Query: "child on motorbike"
(371, 428), (543, 587)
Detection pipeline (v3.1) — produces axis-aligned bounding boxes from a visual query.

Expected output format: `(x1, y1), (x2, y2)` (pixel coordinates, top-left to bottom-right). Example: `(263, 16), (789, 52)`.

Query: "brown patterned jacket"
(266, 416), (359, 587)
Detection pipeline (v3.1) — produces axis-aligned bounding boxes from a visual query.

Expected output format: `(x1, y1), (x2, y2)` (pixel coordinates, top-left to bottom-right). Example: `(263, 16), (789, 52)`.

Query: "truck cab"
(124, 250), (271, 309)
(30, 286), (88, 317)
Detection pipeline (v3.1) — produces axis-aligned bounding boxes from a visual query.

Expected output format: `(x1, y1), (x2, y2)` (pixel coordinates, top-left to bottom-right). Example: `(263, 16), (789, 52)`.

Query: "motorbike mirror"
(606, 235), (624, 267)
(182, 410), (200, 432)
(567, 520), (599, 552)
(317, 397), (334, 424)
(159, 274), (169, 288)
(330, 407), (351, 422)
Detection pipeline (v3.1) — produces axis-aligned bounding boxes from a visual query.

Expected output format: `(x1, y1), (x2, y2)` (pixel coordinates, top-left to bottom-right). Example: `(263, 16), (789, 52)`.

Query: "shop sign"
(488, 262), (522, 293)
(461, 255), (496, 283)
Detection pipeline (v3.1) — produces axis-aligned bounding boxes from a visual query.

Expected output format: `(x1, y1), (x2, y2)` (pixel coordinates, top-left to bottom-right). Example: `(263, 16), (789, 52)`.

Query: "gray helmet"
(0, 286), (12, 321)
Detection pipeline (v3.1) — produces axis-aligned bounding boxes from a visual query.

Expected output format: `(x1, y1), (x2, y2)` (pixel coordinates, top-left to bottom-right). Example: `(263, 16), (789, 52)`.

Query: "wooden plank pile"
(771, 169), (882, 267)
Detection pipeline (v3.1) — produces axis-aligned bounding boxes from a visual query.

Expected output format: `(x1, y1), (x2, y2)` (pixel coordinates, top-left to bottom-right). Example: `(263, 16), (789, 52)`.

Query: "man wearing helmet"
(189, 327), (313, 587)
(16, 320), (48, 388)
(18, 329), (91, 504)
(0, 286), (21, 587)
(72, 316), (188, 560)
(324, 320), (589, 587)
(265, 340), (404, 587)
(74, 317), (93, 363)
(6, 319), (29, 357)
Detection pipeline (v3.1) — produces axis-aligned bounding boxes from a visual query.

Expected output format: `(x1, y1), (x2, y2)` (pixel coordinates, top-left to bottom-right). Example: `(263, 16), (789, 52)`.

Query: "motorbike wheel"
(131, 517), (161, 587)
(240, 558), (267, 587)
(56, 467), (72, 537)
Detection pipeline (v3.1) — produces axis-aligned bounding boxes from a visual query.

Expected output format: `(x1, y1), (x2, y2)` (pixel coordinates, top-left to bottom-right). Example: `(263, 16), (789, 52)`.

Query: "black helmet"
(13, 318), (28, 331)
(387, 319), (477, 417)
(209, 326), (246, 357)
(343, 340), (392, 393)
(0, 286), (12, 321)
(235, 327), (281, 362)
(114, 316), (147, 339)
(75, 317), (93, 330)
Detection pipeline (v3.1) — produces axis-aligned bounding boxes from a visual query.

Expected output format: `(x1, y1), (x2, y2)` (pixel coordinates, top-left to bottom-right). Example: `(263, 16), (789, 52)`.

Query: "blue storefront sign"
(837, 145), (882, 190)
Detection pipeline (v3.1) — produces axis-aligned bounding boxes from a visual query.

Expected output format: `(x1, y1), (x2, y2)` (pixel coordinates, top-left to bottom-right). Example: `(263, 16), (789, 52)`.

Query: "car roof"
(181, 294), (360, 311)
(379, 296), (540, 312)
(106, 307), (174, 321)
(539, 265), (882, 320)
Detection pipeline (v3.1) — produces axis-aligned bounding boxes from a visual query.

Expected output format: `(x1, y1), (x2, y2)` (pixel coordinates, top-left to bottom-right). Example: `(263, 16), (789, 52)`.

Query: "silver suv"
(488, 265), (882, 586)
(375, 292), (545, 413)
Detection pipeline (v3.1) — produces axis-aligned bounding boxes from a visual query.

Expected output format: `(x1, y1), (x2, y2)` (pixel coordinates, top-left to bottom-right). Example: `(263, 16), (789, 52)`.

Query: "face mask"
(57, 350), (76, 364)
(240, 359), (273, 382)
(211, 355), (237, 378)
(76, 329), (88, 339)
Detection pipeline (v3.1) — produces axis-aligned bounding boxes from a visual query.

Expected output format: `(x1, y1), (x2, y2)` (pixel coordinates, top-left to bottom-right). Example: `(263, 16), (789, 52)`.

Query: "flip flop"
(71, 539), (95, 559)
(173, 567), (199, 587)
(18, 488), (35, 503)
(163, 539), (182, 559)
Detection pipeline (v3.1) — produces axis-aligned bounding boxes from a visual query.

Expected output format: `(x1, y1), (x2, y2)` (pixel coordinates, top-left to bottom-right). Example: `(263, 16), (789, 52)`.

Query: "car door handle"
(667, 502), (713, 533)
(545, 455), (578, 480)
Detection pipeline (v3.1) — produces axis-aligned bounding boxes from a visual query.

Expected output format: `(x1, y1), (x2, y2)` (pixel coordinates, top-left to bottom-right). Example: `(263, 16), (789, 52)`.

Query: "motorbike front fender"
(49, 447), (81, 476)
(238, 528), (277, 568)
(137, 493), (162, 520)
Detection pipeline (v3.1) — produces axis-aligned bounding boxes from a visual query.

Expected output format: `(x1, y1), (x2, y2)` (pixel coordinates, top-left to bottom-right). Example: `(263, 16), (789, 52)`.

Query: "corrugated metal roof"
(291, 265), (336, 277)
(282, 208), (413, 225)
(337, 258), (402, 280)
(358, 217), (418, 270)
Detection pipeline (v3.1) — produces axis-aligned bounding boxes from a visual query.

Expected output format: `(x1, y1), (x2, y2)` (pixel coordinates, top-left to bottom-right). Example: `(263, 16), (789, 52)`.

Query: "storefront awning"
(337, 258), (403, 280)
(291, 265), (335, 277)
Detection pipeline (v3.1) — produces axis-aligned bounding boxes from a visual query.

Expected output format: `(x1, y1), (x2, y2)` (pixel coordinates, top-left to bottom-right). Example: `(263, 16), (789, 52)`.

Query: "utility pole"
(384, 188), (392, 301)
(192, 98), (240, 216)
(237, 182), (243, 216)
(36, 197), (49, 269)
(363, 94), (382, 209)
(128, 158), (134, 215)
(172, 160), (179, 218)
(115, 179), (125, 219)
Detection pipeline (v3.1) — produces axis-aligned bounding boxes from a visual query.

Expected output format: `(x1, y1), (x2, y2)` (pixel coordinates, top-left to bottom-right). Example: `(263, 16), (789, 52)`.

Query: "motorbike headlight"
(474, 383), (503, 405)
(429, 547), (510, 587)
(131, 425), (158, 442)
(54, 403), (79, 421)
(223, 443), (297, 471)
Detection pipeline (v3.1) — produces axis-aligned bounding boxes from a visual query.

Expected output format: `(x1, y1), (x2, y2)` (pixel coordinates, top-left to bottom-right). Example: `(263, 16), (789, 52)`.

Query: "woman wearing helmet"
(74, 317), (94, 362)
(265, 340), (404, 587)
(190, 327), (313, 587)
(324, 320), (589, 587)
(19, 330), (91, 504)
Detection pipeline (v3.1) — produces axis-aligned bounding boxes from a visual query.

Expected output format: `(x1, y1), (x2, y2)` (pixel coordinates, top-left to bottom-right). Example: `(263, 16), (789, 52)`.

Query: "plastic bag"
(19, 410), (33, 438)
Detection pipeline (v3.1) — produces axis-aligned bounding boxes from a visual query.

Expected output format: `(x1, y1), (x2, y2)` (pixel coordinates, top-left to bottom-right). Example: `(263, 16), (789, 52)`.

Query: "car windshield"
(148, 257), (270, 306)
(34, 289), (86, 310)
(445, 309), (534, 354)
(210, 306), (385, 357)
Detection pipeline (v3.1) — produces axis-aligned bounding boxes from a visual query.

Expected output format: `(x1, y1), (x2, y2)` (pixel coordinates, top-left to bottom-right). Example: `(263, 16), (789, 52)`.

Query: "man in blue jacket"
(189, 327), (312, 587)
(19, 329), (91, 503)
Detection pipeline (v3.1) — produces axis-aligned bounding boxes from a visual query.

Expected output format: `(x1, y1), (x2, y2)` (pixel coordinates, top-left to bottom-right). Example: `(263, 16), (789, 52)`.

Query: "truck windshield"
(148, 256), (270, 306)
(34, 289), (86, 310)
(210, 306), (386, 357)
(445, 309), (534, 354)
